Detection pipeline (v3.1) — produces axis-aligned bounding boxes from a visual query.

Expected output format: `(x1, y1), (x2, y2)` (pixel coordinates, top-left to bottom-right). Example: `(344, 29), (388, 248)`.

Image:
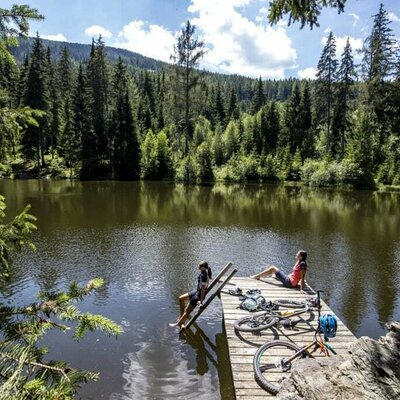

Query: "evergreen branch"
(0, 350), (71, 382)
(268, 0), (347, 29)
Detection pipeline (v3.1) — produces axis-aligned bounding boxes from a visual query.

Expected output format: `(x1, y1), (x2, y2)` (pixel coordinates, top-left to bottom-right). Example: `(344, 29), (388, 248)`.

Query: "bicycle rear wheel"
(253, 340), (305, 394)
(234, 312), (279, 332)
(273, 299), (306, 308)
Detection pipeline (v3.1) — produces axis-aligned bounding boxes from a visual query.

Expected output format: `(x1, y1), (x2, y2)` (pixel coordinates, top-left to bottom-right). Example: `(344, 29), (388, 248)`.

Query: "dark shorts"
(275, 270), (294, 288)
(188, 289), (200, 307)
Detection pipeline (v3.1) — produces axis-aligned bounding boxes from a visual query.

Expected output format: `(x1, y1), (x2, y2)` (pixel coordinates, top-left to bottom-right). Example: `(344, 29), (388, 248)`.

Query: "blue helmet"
(319, 314), (337, 338)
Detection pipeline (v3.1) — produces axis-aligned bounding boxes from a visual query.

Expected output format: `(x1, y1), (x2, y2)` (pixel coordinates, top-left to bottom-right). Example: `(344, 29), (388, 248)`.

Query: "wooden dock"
(220, 277), (357, 400)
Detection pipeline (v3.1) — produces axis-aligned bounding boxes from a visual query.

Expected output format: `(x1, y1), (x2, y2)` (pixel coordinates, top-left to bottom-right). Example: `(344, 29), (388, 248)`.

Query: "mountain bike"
(253, 290), (337, 394)
(234, 296), (319, 333)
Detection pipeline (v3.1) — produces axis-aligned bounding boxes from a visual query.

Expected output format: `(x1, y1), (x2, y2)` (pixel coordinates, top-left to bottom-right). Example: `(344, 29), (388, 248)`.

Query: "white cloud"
(114, 21), (175, 62)
(276, 19), (288, 27)
(324, 27), (332, 34)
(85, 25), (113, 39)
(349, 13), (360, 27)
(298, 67), (317, 79)
(321, 34), (363, 58)
(388, 12), (400, 23)
(188, 0), (297, 78)
(41, 33), (67, 42)
(259, 7), (268, 15)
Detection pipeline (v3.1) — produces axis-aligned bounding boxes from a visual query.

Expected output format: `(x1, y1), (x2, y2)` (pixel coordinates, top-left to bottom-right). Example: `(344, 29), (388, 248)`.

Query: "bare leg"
(169, 293), (189, 327)
(177, 303), (194, 329)
(179, 293), (189, 317)
(251, 265), (279, 280)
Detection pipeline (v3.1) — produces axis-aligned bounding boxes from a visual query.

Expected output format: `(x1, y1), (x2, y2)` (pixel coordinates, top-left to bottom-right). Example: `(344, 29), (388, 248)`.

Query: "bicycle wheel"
(273, 299), (306, 308)
(253, 340), (305, 394)
(234, 312), (279, 332)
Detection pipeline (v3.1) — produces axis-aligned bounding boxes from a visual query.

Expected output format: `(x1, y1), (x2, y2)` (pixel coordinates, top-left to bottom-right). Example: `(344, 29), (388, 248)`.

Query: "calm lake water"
(1, 180), (399, 399)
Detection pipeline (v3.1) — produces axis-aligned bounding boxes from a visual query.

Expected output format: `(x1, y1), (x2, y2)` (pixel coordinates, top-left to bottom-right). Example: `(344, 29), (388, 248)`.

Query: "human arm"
(299, 270), (306, 293)
(198, 270), (208, 306)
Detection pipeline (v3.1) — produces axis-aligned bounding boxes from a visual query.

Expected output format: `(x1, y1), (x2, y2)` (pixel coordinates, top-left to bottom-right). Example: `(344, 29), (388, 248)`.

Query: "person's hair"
(298, 250), (307, 261)
(199, 260), (212, 279)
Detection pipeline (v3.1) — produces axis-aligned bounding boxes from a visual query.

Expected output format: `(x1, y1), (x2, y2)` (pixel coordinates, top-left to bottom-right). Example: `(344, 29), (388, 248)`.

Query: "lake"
(1, 179), (399, 399)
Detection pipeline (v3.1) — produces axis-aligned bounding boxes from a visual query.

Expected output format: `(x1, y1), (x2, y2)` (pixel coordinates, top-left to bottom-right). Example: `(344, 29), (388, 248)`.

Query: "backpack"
(239, 293), (269, 311)
(239, 290), (278, 312)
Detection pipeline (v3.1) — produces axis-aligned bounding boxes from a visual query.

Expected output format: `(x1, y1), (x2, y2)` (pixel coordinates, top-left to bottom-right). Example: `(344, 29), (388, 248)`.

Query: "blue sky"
(5, 0), (400, 79)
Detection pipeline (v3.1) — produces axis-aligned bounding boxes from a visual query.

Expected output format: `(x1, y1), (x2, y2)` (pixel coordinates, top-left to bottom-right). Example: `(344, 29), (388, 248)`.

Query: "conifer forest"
(1, 3), (399, 188)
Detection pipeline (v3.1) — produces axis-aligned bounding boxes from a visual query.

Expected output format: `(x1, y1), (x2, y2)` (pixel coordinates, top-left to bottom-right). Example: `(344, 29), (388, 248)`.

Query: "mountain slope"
(11, 37), (168, 71)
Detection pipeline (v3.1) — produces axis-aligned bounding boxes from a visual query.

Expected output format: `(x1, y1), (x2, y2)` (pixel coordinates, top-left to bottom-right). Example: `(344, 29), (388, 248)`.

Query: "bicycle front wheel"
(273, 299), (306, 308)
(253, 340), (304, 394)
(233, 312), (279, 332)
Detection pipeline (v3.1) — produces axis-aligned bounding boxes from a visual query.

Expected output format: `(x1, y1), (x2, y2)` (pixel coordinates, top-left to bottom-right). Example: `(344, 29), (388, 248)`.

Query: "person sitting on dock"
(169, 261), (212, 329)
(250, 250), (307, 293)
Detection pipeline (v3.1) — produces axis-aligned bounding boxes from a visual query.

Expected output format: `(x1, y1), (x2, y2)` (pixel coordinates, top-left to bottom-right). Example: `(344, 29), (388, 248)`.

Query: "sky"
(5, 0), (400, 79)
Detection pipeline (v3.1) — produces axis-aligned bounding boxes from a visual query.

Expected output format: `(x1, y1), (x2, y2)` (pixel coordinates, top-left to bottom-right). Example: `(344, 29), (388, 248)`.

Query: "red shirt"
(289, 260), (307, 287)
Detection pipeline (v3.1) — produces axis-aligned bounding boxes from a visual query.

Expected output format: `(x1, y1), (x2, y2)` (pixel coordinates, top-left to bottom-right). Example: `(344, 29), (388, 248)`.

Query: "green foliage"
(0, 4), (44, 62)
(0, 198), (122, 398)
(223, 120), (240, 160)
(301, 159), (338, 186)
(171, 20), (206, 155)
(1, 3), (399, 189)
(0, 196), (36, 276)
(274, 145), (292, 181)
(268, 0), (346, 29)
(140, 129), (172, 180)
(215, 154), (260, 182)
(195, 142), (213, 182)
(175, 155), (197, 183)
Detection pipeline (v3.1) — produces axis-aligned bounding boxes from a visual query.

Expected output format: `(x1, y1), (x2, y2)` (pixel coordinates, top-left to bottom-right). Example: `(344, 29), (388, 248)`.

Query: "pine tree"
(299, 82), (313, 158)
(284, 82), (303, 154)
(213, 123), (225, 166)
(111, 58), (140, 179)
(361, 3), (396, 162)
(0, 56), (19, 108)
(226, 87), (239, 122)
(16, 56), (29, 106)
(72, 64), (93, 179)
(46, 47), (61, 155)
(251, 76), (265, 114)
(264, 101), (280, 154)
(332, 38), (356, 159)
(171, 20), (206, 155)
(315, 31), (338, 155)
(57, 47), (74, 98)
(21, 35), (50, 168)
(86, 36), (110, 176)
(212, 85), (226, 128)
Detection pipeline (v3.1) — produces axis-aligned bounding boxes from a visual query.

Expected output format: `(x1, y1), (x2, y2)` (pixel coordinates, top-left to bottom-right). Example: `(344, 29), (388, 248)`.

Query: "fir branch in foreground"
(0, 278), (123, 399)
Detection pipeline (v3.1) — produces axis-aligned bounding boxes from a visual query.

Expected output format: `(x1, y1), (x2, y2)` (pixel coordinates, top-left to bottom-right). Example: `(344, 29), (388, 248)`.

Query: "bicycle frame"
(281, 290), (336, 366)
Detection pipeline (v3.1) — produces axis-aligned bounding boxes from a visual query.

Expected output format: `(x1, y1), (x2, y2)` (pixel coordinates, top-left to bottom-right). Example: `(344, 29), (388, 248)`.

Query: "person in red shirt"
(250, 250), (307, 293)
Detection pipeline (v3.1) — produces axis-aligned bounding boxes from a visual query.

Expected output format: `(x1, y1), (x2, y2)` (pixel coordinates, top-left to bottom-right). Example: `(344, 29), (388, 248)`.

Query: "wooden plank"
(184, 266), (237, 329)
(221, 277), (357, 400)
(207, 262), (234, 292)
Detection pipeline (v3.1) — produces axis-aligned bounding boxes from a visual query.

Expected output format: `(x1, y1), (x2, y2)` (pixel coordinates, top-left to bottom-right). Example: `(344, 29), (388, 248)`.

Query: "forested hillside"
(1, 3), (399, 187)
(11, 36), (168, 71)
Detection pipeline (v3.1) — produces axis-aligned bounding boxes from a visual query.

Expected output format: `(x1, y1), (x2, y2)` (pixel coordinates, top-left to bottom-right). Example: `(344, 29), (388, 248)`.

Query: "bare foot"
(250, 275), (260, 280)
